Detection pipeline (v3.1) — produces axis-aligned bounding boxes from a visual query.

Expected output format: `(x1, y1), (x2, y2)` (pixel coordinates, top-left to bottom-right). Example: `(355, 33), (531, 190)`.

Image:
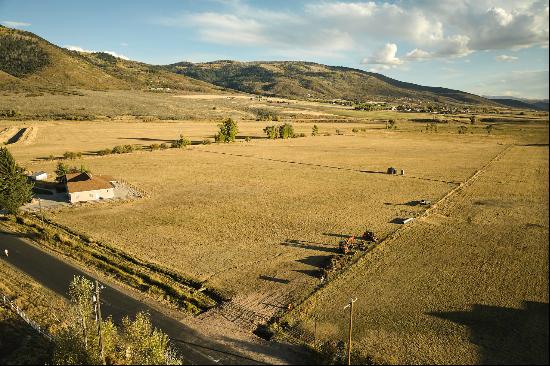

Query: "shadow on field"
(258, 275), (290, 284)
(217, 335), (316, 365)
(118, 137), (173, 143)
(281, 239), (339, 254)
(0, 314), (52, 364)
(429, 301), (549, 365)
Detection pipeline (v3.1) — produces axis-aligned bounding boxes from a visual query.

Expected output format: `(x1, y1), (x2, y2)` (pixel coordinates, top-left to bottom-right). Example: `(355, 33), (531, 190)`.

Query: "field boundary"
(194, 148), (461, 185)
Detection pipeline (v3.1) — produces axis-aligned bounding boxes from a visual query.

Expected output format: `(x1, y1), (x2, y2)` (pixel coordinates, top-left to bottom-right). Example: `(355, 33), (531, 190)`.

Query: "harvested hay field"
(16, 129), (509, 325)
(283, 144), (549, 365)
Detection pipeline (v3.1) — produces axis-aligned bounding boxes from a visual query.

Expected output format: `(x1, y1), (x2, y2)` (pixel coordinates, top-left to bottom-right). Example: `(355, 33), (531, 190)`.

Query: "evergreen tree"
(0, 147), (33, 214)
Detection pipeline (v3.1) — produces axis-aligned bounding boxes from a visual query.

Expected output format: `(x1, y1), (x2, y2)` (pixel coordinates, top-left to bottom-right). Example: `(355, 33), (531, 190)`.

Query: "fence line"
(0, 291), (52, 341)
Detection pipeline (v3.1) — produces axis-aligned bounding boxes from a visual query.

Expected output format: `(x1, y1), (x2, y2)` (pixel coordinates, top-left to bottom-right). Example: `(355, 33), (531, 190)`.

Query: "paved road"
(0, 232), (265, 365)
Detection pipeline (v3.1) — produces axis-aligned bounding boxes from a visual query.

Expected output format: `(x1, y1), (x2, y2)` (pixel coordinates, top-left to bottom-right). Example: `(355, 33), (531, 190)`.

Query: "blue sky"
(1, 0), (548, 98)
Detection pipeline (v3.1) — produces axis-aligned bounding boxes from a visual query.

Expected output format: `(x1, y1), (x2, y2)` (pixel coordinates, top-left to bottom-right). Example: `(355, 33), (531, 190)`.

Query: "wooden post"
(95, 280), (106, 365)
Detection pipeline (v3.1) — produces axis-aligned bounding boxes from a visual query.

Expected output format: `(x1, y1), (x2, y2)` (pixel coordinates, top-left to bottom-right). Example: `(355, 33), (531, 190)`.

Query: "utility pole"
(95, 280), (106, 365)
(344, 298), (357, 366)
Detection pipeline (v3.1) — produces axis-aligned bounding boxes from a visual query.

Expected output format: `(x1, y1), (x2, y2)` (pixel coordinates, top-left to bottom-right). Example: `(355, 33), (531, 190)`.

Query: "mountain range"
(0, 25), (544, 110)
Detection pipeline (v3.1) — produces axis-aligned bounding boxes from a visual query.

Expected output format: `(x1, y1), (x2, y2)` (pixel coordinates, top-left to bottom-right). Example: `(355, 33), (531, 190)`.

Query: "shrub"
(335, 129), (343, 135)
(352, 127), (359, 133)
(244, 136), (251, 142)
(171, 134), (191, 148)
(387, 120), (397, 129)
(458, 125), (468, 134)
(263, 125), (278, 139)
(97, 148), (112, 156)
(312, 125), (319, 136)
(215, 118), (239, 143)
(150, 144), (160, 151)
(159, 143), (168, 150)
(63, 151), (82, 160)
(279, 123), (295, 139)
(112, 145), (134, 154)
(202, 139), (212, 145)
(469, 115), (477, 125)
(254, 108), (279, 121)
(295, 133), (306, 138)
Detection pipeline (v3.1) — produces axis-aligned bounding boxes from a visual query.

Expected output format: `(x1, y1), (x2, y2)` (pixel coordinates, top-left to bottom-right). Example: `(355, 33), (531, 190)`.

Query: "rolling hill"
(0, 25), (219, 93)
(164, 60), (497, 106)
(0, 25), (524, 108)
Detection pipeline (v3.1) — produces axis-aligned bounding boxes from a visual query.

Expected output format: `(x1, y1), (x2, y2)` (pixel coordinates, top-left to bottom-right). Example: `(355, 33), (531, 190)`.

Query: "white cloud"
(154, 0), (548, 66)
(496, 54), (519, 62)
(65, 45), (95, 53)
(406, 48), (433, 60)
(64, 45), (129, 60)
(1, 20), (31, 28)
(362, 43), (402, 66)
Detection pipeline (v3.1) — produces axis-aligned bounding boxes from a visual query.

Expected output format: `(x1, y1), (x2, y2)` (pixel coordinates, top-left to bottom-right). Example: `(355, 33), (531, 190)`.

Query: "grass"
(11, 121), (521, 314)
(0, 258), (69, 364)
(280, 144), (549, 364)
(3, 214), (221, 314)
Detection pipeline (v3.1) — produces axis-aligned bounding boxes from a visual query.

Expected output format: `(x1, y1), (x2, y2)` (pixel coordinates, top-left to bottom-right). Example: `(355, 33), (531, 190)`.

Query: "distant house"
(29, 171), (48, 181)
(62, 173), (116, 203)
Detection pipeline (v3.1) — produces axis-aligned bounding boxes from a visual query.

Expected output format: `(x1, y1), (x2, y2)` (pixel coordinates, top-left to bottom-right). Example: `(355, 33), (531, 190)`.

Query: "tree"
(0, 147), (33, 214)
(215, 118), (239, 143)
(312, 125), (319, 136)
(278, 123), (294, 139)
(53, 276), (182, 365)
(469, 115), (477, 125)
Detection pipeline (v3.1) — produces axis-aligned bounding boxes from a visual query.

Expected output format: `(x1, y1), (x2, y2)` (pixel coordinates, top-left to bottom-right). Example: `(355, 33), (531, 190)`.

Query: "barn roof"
(64, 173), (114, 193)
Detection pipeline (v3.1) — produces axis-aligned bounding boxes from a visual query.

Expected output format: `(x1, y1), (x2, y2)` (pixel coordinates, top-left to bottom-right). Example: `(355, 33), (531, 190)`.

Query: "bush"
(386, 120), (397, 129)
(150, 144), (160, 151)
(335, 129), (343, 135)
(97, 148), (112, 156)
(295, 133), (306, 138)
(171, 135), (191, 148)
(312, 125), (319, 136)
(112, 145), (134, 154)
(279, 123), (295, 139)
(159, 143), (169, 150)
(244, 136), (251, 142)
(254, 108), (279, 121)
(458, 125), (468, 134)
(63, 151), (82, 160)
(263, 125), (278, 139)
(215, 118), (238, 143)
(352, 127), (359, 133)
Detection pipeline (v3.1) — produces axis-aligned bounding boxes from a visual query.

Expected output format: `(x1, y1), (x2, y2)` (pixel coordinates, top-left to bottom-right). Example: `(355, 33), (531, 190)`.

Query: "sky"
(1, 0), (548, 99)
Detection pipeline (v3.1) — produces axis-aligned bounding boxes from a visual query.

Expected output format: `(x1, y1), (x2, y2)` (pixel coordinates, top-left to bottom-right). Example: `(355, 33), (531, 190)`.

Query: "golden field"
(284, 144), (549, 364)
(2, 91), (548, 363)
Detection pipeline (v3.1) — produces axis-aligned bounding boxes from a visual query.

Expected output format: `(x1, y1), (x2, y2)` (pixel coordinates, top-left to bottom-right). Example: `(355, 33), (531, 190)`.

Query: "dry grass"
(284, 144), (549, 365)
(12, 125), (512, 309)
(0, 259), (69, 333)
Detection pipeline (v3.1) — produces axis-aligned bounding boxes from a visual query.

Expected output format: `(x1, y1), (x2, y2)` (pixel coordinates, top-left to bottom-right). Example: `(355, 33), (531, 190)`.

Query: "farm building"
(29, 171), (48, 181)
(62, 173), (117, 203)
